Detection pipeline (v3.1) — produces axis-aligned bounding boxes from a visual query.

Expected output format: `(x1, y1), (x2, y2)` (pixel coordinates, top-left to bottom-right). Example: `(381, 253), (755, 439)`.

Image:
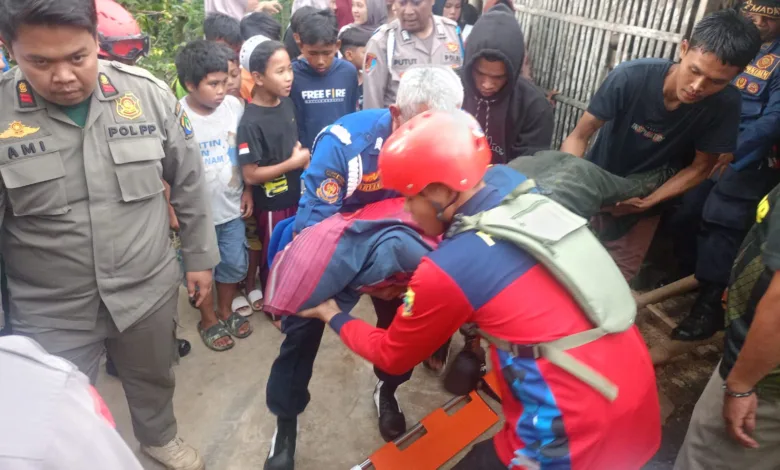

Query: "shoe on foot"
(141, 436), (204, 470)
(264, 417), (297, 470)
(671, 282), (726, 341)
(374, 380), (406, 442)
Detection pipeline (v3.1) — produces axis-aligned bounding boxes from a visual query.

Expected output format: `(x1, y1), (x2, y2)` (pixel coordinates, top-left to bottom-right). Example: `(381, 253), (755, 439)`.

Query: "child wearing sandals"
(237, 39), (310, 327)
(175, 40), (254, 351)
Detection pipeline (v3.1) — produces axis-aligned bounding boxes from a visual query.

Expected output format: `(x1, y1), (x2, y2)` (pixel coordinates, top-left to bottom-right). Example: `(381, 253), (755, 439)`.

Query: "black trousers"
(452, 439), (507, 470)
(266, 296), (412, 419)
(670, 165), (780, 285)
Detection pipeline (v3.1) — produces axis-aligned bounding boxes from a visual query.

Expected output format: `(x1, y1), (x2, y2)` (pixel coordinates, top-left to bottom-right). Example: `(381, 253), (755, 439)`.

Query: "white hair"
(395, 65), (465, 121)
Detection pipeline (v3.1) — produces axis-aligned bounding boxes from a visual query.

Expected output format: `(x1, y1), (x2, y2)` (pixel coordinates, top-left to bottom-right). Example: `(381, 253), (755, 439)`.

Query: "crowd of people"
(1, 0), (780, 469)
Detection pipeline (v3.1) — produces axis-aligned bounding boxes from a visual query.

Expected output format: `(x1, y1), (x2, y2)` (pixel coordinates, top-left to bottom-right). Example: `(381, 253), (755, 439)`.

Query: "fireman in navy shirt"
(290, 9), (359, 150)
(264, 66), (464, 470)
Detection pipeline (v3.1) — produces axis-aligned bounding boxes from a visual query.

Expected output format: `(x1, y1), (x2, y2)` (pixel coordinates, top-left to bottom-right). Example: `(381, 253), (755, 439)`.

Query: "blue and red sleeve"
(328, 258), (474, 375)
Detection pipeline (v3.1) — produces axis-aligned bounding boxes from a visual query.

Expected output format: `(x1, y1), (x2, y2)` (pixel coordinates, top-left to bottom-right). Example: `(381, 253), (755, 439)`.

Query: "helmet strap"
(429, 193), (459, 224)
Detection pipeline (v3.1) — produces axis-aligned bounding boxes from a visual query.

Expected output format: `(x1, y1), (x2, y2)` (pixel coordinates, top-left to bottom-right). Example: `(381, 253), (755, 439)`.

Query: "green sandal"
(222, 311), (253, 339)
(198, 321), (235, 352)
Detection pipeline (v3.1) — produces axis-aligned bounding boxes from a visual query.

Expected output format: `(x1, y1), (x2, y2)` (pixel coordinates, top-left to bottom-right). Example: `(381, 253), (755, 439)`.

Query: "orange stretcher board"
(354, 377), (502, 470)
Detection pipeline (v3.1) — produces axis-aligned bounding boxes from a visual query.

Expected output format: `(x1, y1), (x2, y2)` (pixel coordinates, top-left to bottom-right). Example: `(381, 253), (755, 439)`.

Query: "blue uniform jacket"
(294, 108), (399, 233)
(732, 39), (780, 170)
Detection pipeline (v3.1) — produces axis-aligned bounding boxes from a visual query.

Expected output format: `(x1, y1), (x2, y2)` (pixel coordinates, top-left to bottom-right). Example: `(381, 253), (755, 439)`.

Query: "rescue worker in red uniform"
(299, 110), (661, 469)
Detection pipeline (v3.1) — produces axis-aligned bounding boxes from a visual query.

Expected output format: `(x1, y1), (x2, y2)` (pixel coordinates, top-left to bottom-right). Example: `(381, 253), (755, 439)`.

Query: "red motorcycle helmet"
(379, 110), (492, 196)
(96, 0), (149, 63)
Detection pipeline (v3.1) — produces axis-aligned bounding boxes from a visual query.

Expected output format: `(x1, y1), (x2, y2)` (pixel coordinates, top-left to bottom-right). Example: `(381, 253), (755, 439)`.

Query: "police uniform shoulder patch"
(365, 53), (378, 74)
(180, 110), (194, 139)
(175, 101), (182, 117)
(757, 54), (775, 70)
(16, 80), (37, 109)
(316, 178), (341, 204)
(98, 72), (119, 98)
(446, 42), (459, 53)
(115, 92), (142, 119)
(0, 121), (40, 139)
(401, 288), (415, 317)
(736, 76), (748, 90)
(747, 82), (761, 94)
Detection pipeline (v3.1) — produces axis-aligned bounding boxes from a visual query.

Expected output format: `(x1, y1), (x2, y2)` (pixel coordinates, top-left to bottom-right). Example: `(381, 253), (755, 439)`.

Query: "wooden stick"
(646, 304), (678, 330)
(634, 275), (699, 309)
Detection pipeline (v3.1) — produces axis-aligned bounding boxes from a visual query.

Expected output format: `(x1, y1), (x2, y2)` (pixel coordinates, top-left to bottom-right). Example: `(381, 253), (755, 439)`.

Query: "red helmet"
(379, 110), (492, 196)
(96, 0), (149, 63)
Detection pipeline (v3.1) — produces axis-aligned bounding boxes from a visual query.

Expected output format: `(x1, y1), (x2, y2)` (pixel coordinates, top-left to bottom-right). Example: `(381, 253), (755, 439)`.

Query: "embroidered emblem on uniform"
(175, 101), (182, 117)
(736, 77), (748, 89)
(401, 288), (415, 317)
(747, 82), (761, 94)
(357, 171), (383, 192)
(316, 178), (340, 204)
(446, 42), (459, 52)
(115, 92), (142, 120)
(16, 80), (36, 108)
(745, 54), (780, 80)
(365, 53), (378, 74)
(98, 73), (119, 98)
(0, 121), (40, 139)
(401, 30), (411, 42)
(757, 55), (775, 69)
(180, 111), (194, 139)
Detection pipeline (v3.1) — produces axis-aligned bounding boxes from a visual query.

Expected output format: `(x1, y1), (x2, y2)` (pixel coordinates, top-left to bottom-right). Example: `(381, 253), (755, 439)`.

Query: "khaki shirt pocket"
(0, 152), (70, 216)
(109, 137), (165, 202)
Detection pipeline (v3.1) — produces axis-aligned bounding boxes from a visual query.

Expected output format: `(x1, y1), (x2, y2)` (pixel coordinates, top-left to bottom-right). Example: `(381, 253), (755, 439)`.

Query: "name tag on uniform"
(105, 122), (159, 140)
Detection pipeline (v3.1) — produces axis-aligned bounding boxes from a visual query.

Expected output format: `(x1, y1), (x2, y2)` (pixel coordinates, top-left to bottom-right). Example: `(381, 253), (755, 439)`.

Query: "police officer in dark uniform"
(672, 0), (780, 341)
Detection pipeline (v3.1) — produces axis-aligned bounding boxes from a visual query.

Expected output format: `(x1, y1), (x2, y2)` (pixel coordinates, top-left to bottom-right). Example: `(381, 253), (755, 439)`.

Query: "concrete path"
(96, 290), (493, 470)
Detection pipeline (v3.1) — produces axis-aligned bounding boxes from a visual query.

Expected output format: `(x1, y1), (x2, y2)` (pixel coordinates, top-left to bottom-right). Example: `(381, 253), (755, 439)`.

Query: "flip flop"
(247, 288), (264, 311)
(198, 321), (234, 352)
(232, 295), (253, 317)
(223, 311), (253, 339)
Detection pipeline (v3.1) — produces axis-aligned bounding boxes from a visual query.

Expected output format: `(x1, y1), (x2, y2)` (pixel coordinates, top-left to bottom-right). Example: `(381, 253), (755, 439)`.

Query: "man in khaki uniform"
(0, 0), (219, 469)
(363, 0), (463, 109)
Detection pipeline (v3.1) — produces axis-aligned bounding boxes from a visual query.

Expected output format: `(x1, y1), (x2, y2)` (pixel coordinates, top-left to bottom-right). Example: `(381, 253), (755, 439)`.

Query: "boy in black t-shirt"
(560, 10), (761, 282)
(237, 39), (311, 326)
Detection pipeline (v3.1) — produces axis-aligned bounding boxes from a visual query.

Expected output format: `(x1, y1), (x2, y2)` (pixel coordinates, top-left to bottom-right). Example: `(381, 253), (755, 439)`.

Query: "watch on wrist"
(722, 383), (755, 398)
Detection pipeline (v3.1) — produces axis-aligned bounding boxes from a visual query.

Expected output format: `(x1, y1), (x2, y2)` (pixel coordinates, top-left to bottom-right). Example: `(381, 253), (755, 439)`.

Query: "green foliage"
(119, 0), (205, 83)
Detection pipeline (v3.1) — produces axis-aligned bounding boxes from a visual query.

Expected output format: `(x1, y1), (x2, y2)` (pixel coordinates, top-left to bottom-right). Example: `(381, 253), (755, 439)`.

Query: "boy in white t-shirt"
(175, 40), (254, 351)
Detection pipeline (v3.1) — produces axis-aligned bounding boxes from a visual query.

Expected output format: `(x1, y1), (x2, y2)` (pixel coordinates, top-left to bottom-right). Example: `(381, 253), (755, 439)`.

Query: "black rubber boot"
(374, 380), (406, 442)
(177, 338), (191, 357)
(264, 417), (296, 470)
(671, 282), (726, 341)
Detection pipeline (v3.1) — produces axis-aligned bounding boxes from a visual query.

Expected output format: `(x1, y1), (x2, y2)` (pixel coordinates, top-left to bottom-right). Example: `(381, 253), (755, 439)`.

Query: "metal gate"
(514, 0), (730, 148)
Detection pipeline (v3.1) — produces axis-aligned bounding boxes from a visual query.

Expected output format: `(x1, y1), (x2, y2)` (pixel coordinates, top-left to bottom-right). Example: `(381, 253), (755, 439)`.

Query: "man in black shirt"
(561, 10), (761, 281)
